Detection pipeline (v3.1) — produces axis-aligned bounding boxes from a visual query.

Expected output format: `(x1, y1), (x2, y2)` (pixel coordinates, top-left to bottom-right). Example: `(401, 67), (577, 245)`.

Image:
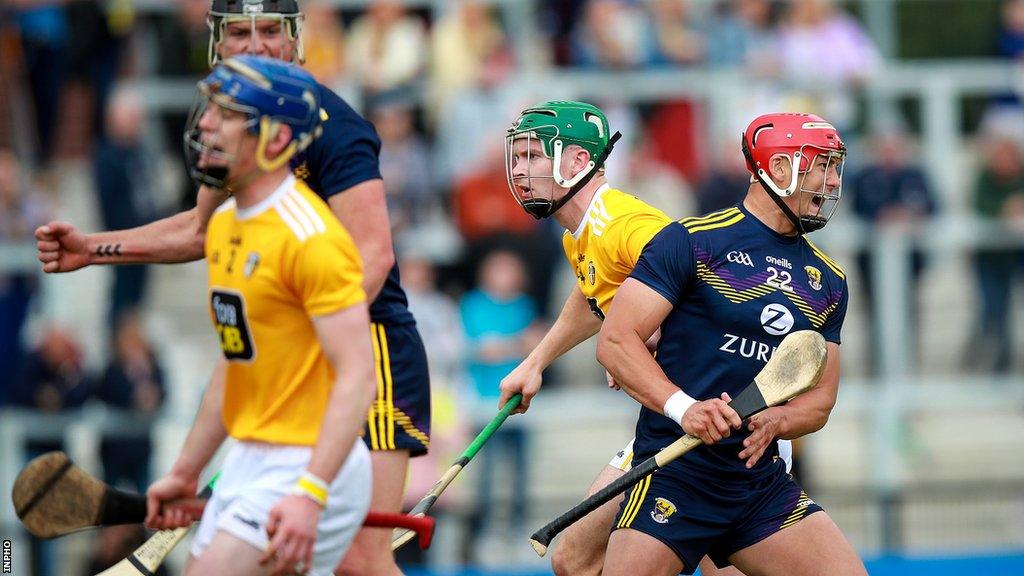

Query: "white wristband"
(663, 390), (698, 427)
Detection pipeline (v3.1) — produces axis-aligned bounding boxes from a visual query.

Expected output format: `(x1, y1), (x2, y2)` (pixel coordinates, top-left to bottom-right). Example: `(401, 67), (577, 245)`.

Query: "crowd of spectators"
(3, 1), (1024, 569)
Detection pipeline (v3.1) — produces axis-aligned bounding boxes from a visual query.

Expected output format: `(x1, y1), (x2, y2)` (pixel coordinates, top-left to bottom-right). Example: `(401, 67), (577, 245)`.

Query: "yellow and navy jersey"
(628, 203), (848, 477)
(561, 185), (672, 320)
(289, 81), (414, 326)
(206, 175), (367, 446)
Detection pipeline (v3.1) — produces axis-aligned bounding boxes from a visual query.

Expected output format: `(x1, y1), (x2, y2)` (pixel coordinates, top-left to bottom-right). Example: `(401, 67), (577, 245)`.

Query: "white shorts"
(190, 440), (372, 576)
(608, 437), (794, 473)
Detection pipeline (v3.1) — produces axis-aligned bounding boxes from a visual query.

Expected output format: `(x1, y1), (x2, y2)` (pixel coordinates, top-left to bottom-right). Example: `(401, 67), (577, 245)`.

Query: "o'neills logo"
(766, 255), (792, 270)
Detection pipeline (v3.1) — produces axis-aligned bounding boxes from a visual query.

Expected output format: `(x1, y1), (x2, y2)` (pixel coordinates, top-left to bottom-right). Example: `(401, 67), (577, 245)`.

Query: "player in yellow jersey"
(501, 101), (766, 576)
(143, 56), (376, 576)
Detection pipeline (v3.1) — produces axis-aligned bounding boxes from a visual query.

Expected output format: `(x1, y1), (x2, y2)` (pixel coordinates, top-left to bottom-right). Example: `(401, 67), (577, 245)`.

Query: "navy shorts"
(613, 459), (822, 574)
(363, 322), (431, 456)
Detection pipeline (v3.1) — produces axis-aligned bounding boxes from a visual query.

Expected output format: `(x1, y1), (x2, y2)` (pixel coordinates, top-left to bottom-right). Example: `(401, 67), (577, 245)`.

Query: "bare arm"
(260, 302), (376, 575)
(145, 359), (228, 529)
(596, 278), (677, 412)
(305, 302), (378, 484)
(35, 186), (228, 272)
(773, 341), (840, 438)
(498, 286), (601, 413)
(327, 179), (394, 302)
(169, 358), (229, 478)
(598, 278), (741, 444)
(739, 342), (842, 467)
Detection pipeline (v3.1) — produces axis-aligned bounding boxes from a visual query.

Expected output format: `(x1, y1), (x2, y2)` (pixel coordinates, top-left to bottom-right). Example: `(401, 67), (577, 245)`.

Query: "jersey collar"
(737, 201), (801, 245)
(235, 174), (297, 221)
(571, 183), (611, 239)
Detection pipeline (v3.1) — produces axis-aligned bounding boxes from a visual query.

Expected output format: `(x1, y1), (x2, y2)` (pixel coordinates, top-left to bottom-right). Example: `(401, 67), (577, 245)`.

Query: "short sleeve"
(305, 88), (382, 199)
(818, 279), (848, 344)
(290, 231), (367, 317)
(628, 222), (695, 305)
(617, 211), (670, 268)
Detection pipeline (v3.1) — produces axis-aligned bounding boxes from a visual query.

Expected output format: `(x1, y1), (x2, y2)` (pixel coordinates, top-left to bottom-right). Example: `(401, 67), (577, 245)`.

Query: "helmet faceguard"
(505, 101), (622, 219)
(741, 113), (846, 234)
(208, 0), (305, 67)
(185, 55), (323, 190)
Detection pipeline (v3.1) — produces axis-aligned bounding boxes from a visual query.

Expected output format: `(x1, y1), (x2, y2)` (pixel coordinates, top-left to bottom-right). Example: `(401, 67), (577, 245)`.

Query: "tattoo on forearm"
(95, 244), (122, 257)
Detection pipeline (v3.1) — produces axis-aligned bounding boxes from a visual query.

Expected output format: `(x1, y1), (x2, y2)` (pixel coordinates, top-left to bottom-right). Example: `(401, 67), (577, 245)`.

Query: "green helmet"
(505, 101), (618, 219)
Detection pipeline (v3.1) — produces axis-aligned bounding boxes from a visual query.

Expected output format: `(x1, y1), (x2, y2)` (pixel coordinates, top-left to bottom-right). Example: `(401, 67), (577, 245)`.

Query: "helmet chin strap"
(741, 135), (822, 236)
(758, 179), (817, 235)
(527, 131), (622, 220)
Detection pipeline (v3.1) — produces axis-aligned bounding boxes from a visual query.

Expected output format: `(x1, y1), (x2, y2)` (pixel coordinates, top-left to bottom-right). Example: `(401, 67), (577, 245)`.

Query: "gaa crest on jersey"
(805, 266), (822, 291)
(651, 497), (676, 524)
(588, 260), (596, 285)
(211, 289), (255, 361)
(244, 252), (261, 278)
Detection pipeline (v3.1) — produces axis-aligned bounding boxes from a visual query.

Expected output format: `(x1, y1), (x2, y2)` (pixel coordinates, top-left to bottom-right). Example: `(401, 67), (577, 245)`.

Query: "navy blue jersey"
(629, 204), (848, 479)
(290, 83), (414, 325)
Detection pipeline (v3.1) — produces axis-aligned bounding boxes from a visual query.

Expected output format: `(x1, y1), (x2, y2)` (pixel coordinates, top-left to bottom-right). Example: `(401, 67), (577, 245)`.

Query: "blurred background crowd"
(2, 0), (1024, 574)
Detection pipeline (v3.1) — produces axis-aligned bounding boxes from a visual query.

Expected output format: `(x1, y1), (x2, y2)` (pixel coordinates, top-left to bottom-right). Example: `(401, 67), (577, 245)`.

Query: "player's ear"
(569, 145), (591, 177)
(267, 123), (293, 157)
(768, 154), (790, 184)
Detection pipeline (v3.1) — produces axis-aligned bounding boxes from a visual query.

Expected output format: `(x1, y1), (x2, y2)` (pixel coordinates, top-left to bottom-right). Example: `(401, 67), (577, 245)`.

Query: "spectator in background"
(397, 254), (468, 566)
(66, 0), (132, 143)
(346, 0), (427, 96)
(705, 0), (778, 71)
(401, 255), (463, 383)
(9, 327), (91, 448)
(995, 0), (1024, 106)
(538, 0), (589, 66)
(429, 0), (507, 124)
(776, 0), (880, 131)
(436, 45), (525, 185)
(967, 110), (1024, 373)
(620, 134), (695, 219)
(570, 0), (653, 69)
(93, 312), (166, 493)
(849, 129), (938, 374)
(371, 92), (436, 237)
(153, 0), (209, 209)
(93, 86), (157, 329)
(300, 0), (348, 92)
(646, 0), (704, 67)
(998, 0), (1024, 60)
(0, 148), (50, 406)
(460, 250), (543, 560)
(695, 140), (754, 214)
(637, 0), (705, 182)
(10, 0), (69, 168)
(9, 327), (90, 576)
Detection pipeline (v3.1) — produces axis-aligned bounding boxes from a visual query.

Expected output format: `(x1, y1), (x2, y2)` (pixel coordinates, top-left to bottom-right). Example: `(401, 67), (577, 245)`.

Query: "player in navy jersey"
(596, 113), (866, 576)
(34, 2), (426, 574)
(500, 100), (769, 576)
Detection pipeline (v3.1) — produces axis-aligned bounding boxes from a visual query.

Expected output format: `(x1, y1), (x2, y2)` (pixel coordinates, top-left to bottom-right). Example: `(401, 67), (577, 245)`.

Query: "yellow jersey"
(205, 176), (366, 445)
(562, 185), (672, 320)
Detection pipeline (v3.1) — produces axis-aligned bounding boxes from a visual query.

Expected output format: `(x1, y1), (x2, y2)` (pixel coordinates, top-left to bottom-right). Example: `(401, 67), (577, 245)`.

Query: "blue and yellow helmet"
(185, 54), (323, 189)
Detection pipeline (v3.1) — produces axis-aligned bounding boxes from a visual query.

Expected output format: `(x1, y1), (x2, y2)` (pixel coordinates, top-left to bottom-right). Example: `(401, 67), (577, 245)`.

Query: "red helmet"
(741, 113), (846, 233)
(741, 113), (845, 197)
